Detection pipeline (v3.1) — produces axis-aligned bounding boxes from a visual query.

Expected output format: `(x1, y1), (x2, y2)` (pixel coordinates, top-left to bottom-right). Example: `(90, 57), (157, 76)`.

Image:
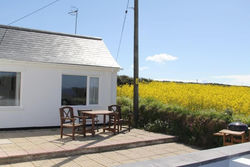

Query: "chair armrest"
(61, 117), (76, 122)
(109, 112), (119, 121)
(110, 112), (119, 117)
(74, 116), (87, 119)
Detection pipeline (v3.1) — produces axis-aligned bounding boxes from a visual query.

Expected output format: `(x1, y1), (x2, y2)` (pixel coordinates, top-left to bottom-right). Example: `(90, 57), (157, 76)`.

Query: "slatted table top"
(79, 110), (113, 115)
(219, 129), (245, 136)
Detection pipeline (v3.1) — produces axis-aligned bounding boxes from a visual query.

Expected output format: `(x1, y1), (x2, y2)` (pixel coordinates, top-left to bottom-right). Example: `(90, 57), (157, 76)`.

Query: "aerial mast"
(68, 7), (78, 34)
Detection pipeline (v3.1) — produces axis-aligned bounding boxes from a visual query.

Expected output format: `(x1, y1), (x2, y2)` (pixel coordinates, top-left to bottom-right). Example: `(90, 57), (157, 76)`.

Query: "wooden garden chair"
(108, 105), (132, 133)
(59, 106), (86, 140)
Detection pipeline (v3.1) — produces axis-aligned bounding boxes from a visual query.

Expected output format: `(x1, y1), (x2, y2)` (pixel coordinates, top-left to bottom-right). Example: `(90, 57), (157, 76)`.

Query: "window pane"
(0, 72), (21, 106)
(62, 75), (87, 105)
(89, 77), (99, 104)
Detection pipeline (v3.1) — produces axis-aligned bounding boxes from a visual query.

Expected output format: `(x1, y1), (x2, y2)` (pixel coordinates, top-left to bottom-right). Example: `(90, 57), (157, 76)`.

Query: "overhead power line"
(0, 30), (7, 46)
(8, 0), (62, 25)
(0, 0), (62, 47)
(116, 0), (130, 61)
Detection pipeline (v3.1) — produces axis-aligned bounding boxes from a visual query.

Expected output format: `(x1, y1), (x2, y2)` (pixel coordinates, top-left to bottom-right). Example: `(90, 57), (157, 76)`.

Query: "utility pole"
(133, 0), (139, 128)
(68, 8), (78, 34)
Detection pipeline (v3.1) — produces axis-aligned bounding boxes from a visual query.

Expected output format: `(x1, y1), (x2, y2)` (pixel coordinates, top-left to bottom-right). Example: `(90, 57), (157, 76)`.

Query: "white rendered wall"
(0, 60), (119, 128)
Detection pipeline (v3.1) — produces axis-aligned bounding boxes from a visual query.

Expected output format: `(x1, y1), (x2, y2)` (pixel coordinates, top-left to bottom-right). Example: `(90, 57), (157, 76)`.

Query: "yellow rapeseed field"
(117, 82), (250, 115)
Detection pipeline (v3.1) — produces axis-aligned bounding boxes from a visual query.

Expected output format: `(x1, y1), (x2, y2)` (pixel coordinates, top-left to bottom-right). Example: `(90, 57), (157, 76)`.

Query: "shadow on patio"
(0, 128), (177, 165)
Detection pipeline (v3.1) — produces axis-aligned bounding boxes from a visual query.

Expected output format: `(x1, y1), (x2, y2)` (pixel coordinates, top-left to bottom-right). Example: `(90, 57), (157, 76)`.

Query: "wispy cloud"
(146, 53), (178, 63)
(213, 75), (250, 86)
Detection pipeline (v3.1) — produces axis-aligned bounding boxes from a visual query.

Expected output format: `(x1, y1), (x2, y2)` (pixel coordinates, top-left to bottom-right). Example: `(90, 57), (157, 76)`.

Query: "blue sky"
(1, 0), (250, 86)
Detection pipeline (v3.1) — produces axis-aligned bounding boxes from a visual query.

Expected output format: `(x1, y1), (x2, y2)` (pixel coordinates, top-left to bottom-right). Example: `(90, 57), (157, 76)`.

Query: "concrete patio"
(0, 128), (179, 165)
(4, 142), (200, 167)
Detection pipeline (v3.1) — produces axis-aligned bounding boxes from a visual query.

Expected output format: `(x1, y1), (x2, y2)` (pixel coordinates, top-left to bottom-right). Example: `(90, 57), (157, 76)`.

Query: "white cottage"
(0, 25), (120, 129)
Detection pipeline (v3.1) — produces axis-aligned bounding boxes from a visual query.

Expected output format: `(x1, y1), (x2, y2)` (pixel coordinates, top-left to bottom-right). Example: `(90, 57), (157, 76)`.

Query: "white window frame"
(0, 70), (23, 111)
(61, 72), (100, 107)
(88, 76), (100, 106)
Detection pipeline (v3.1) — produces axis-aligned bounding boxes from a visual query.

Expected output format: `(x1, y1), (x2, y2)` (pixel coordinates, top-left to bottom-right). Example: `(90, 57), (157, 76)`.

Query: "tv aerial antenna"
(68, 7), (78, 34)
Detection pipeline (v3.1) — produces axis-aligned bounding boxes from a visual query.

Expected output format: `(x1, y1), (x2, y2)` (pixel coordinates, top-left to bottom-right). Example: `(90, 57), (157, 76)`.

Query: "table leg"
(82, 117), (86, 137)
(223, 133), (227, 146)
(231, 135), (234, 145)
(113, 114), (117, 135)
(91, 115), (95, 136)
(248, 129), (250, 141)
(103, 114), (106, 132)
(242, 133), (245, 143)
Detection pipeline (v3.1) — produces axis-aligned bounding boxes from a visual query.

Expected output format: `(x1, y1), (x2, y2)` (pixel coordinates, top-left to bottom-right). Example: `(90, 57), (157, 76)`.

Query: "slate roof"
(0, 24), (120, 68)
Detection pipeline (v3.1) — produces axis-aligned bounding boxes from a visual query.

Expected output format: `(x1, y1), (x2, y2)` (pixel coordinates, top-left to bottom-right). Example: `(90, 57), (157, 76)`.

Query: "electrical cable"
(8, 0), (62, 25)
(0, 0), (62, 47)
(0, 29), (7, 46)
(116, 0), (130, 61)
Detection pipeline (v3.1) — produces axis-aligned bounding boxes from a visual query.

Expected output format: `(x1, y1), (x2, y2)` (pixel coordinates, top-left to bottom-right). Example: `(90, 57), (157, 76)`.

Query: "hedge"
(117, 96), (241, 148)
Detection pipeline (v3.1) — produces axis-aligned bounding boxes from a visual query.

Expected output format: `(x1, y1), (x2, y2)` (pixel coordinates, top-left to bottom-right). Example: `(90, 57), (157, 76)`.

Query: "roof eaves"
(0, 24), (102, 41)
(0, 58), (121, 69)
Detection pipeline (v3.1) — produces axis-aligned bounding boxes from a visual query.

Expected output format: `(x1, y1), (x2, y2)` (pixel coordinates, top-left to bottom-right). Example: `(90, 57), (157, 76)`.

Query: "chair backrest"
(77, 110), (92, 120)
(59, 106), (74, 124)
(108, 105), (122, 119)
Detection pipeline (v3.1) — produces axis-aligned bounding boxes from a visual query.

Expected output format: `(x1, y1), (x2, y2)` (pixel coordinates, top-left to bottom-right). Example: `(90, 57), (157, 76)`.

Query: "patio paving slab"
(4, 142), (200, 167)
(0, 140), (12, 145)
(0, 128), (177, 164)
(117, 142), (250, 167)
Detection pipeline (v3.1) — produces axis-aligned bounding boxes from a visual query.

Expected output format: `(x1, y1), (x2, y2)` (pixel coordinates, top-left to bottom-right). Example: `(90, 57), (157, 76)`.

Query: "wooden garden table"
(80, 110), (117, 136)
(214, 128), (250, 146)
